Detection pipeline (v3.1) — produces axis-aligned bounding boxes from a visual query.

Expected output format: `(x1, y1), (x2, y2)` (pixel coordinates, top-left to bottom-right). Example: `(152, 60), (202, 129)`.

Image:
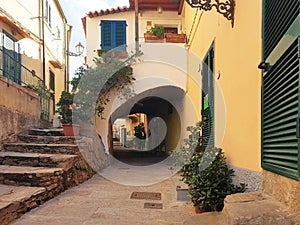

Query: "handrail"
(0, 48), (44, 87)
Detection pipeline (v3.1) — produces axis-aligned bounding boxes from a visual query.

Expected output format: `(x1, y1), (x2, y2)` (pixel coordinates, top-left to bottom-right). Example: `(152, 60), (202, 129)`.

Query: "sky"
(59, 0), (129, 79)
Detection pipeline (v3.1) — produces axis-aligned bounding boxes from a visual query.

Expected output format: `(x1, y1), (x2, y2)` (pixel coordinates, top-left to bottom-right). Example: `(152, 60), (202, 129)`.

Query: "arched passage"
(109, 86), (185, 165)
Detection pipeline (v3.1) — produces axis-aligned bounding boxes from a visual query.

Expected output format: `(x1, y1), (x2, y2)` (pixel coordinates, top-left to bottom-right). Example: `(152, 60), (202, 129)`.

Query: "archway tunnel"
(109, 86), (184, 165)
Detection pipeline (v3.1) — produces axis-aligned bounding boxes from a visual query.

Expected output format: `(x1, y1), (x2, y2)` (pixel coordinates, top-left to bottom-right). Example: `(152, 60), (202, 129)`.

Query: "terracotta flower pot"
(165, 33), (186, 43)
(194, 205), (204, 214)
(62, 124), (80, 136)
(144, 33), (164, 43)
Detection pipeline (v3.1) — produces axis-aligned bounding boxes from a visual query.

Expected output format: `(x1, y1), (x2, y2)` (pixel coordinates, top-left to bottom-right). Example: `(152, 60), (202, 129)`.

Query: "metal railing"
(0, 48), (50, 120)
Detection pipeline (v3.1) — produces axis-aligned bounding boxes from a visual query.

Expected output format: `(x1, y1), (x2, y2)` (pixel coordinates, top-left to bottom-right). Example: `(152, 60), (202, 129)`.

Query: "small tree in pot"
(171, 121), (247, 213)
(56, 91), (80, 136)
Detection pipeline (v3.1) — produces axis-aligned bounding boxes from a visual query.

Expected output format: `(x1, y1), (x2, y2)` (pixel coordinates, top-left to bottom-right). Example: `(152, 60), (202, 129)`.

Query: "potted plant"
(133, 122), (146, 149)
(171, 122), (247, 213)
(186, 148), (246, 212)
(165, 33), (186, 43)
(144, 26), (165, 43)
(56, 91), (80, 136)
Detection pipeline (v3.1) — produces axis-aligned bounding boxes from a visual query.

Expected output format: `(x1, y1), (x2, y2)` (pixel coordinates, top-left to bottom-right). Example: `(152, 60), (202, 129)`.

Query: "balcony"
(144, 33), (186, 44)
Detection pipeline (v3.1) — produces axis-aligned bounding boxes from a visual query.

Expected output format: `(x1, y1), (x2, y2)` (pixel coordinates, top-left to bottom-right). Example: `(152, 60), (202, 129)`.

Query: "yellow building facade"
(183, 0), (262, 171)
(183, 0), (300, 220)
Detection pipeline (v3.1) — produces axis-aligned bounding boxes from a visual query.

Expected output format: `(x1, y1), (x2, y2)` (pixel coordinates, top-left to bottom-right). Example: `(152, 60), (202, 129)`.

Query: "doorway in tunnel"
(112, 96), (181, 166)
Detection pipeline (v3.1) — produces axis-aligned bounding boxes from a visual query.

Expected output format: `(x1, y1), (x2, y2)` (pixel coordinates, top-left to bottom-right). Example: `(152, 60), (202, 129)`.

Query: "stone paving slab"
(0, 184), (46, 202)
(0, 151), (78, 167)
(0, 184), (47, 225)
(0, 151), (78, 160)
(3, 143), (80, 155)
(0, 165), (64, 174)
(29, 128), (64, 136)
(11, 174), (220, 225)
(18, 135), (79, 144)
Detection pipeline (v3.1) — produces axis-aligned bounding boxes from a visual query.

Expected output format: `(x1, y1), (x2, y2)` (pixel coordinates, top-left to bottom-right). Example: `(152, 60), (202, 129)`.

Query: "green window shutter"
(263, 0), (299, 59)
(202, 43), (215, 149)
(262, 39), (300, 180)
(2, 30), (21, 84)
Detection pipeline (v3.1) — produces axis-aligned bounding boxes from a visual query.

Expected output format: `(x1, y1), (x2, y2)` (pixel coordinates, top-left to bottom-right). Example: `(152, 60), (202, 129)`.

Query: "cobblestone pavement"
(11, 173), (219, 225)
(11, 150), (220, 225)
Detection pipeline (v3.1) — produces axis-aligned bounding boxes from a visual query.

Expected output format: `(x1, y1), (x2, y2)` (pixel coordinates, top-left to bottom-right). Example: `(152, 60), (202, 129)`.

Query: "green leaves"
(66, 51), (140, 123)
(172, 121), (247, 212)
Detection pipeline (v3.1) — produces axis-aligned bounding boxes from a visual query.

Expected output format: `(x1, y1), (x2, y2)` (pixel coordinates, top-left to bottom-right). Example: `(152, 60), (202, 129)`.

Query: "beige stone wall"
(263, 170), (300, 223)
(0, 77), (40, 142)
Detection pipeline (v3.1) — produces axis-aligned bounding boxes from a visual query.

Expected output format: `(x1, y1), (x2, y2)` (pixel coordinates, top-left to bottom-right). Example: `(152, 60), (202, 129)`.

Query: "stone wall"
(229, 165), (263, 192)
(0, 77), (41, 144)
(263, 170), (300, 224)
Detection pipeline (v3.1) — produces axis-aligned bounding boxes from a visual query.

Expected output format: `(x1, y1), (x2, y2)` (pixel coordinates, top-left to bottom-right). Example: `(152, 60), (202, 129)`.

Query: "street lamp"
(67, 42), (84, 56)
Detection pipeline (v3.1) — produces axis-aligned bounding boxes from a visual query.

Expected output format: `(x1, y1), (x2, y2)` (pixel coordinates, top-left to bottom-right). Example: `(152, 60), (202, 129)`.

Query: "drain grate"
(144, 203), (163, 209)
(130, 192), (161, 200)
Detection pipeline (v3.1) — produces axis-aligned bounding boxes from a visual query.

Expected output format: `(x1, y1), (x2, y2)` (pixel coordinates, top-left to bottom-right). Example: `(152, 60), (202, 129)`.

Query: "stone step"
(0, 165), (64, 189)
(28, 128), (64, 136)
(183, 212), (221, 225)
(0, 151), (79, 169)
(0, 184), (48, 225)
(18, 135), (79, 144)
(219, 192), (295, 225)
(3, 143), (80, 155)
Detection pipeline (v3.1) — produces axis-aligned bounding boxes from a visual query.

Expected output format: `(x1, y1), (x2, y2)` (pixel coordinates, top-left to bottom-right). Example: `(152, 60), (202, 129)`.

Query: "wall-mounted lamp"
(157, 6), (163, 14)
(67, 42), (84, 56)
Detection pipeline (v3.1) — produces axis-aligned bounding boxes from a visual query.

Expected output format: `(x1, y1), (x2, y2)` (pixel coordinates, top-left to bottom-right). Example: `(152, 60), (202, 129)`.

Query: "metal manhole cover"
(130, 192), (161, 200)
(144, 203), (163, 209)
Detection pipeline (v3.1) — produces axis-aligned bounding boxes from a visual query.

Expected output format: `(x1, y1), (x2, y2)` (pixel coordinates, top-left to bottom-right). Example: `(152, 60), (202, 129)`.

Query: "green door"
(261, 0), (300, 180)
(2, 31), (21, 84)
(202, 43), (215, 149)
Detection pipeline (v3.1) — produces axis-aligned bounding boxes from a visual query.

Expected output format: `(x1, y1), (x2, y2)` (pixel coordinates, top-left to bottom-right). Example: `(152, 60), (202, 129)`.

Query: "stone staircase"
(0, 128), (95, 225)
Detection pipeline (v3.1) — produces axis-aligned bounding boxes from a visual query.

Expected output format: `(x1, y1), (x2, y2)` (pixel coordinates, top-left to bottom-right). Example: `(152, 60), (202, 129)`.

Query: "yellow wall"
(184, 0), (262, 171)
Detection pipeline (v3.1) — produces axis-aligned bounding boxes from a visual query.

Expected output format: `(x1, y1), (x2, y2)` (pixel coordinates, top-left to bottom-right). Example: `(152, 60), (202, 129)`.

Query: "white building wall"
(86, 11), (135, 66)
(85, 10), (189, 152)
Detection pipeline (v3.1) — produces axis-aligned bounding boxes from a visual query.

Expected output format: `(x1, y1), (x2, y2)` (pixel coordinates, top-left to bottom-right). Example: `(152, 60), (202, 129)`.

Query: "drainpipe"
(63, 21), (67, 91)
(134, 0), (139, 53)
(41, 0), (46, 83)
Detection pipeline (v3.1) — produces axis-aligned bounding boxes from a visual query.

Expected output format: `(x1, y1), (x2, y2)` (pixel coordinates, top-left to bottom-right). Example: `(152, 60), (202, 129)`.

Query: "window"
(2, 30), (21, 84)
(201, 43), (215, 148)
(100, 20), (126, 51)
(44, 0), (51, 27)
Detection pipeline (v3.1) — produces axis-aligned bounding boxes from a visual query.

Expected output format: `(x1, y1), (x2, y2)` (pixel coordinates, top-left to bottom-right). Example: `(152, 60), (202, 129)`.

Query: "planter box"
(176, 187), (190, 201)
(165, 33), (186, 43)
(144, 33), (164, 43)
(62, 124), (80, 136)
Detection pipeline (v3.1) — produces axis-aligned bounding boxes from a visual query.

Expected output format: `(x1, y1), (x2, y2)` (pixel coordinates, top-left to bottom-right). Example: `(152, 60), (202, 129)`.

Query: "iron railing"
(0, 48), (50, 120)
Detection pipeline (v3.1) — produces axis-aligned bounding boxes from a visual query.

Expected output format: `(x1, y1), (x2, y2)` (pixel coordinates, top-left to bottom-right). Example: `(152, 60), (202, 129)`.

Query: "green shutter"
(262, 0), (300, 180)
(202, 43), (214, 148)
(263, 0), (299, 59)
(262, 38), (300, 180)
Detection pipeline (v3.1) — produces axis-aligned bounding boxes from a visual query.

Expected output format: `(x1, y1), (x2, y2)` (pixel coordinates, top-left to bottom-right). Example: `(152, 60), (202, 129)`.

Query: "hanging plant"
(70, 50), (142, 123)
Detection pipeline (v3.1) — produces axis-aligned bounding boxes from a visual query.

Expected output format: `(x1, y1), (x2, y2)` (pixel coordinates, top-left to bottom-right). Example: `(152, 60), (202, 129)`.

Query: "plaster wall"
(184, 0), (262, 172)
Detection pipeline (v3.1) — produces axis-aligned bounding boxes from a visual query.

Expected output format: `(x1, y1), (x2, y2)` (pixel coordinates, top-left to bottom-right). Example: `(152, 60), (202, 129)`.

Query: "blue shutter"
(114, 21), (126, 51)
(101, 20), (126, 51)
(101, 21), (112, 50)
